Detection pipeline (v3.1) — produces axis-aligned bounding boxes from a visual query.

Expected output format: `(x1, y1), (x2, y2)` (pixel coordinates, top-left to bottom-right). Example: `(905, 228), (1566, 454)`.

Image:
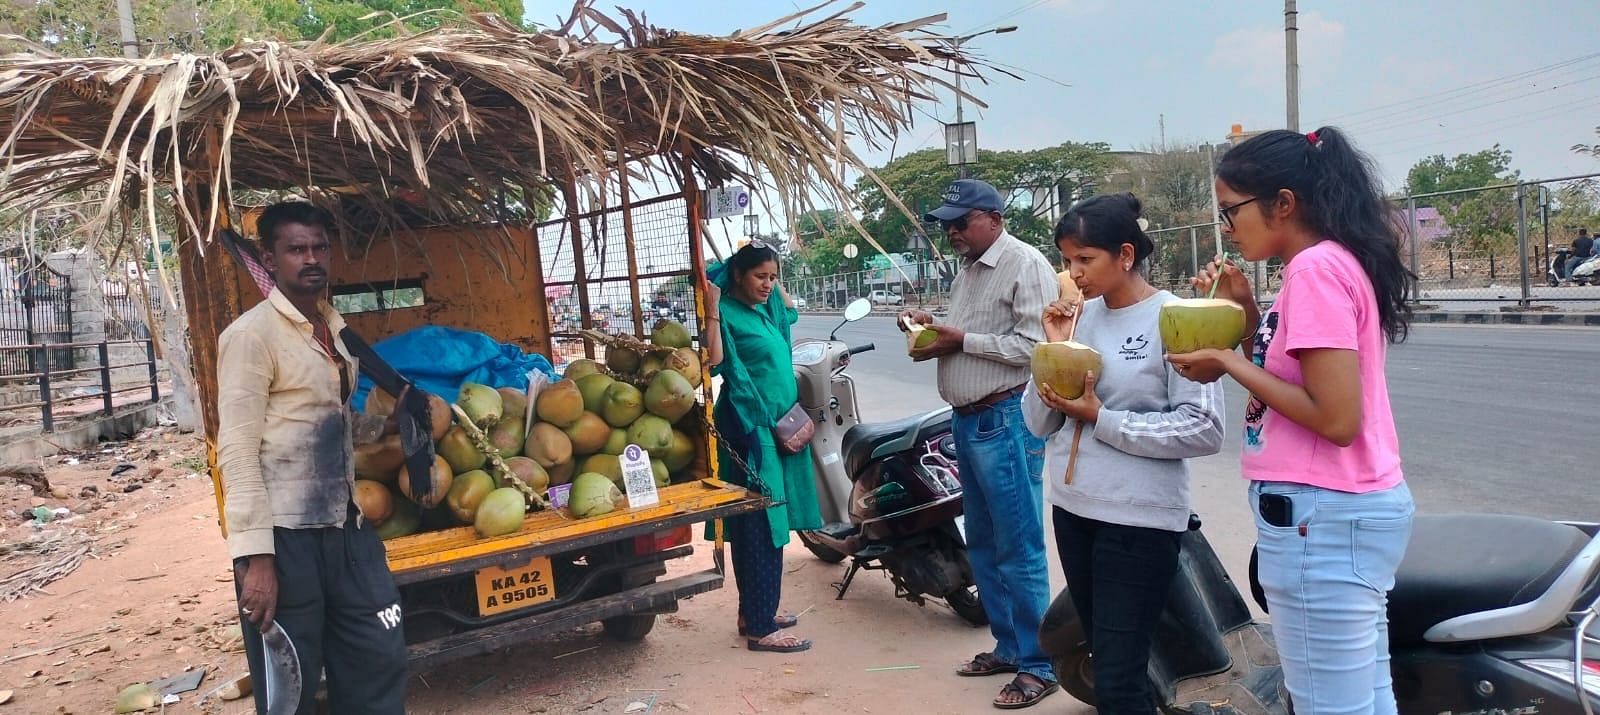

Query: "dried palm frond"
(0, 1), (992, 251)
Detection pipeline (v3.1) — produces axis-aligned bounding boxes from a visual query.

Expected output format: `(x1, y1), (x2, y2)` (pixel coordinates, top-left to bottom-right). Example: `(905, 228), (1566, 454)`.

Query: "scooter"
(792, 298), (987, 626)
(1548, 249), (1600, 287)
(1039, 513), (1600, 715)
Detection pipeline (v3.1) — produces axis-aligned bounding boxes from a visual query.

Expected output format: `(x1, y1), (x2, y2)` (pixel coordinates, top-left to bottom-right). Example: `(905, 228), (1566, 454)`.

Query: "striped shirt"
(937, 232), (1058, 407)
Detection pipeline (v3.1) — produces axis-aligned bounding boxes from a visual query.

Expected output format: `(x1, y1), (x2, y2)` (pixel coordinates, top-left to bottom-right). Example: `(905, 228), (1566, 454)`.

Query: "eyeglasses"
(745, 237), (774, 250)
(1218, 197), (1262, 230)
(939, 210), (996, 232)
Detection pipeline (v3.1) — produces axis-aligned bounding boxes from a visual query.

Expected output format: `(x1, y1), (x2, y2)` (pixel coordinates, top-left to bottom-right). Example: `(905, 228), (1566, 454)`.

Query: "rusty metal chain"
(694, 407), (771, 499)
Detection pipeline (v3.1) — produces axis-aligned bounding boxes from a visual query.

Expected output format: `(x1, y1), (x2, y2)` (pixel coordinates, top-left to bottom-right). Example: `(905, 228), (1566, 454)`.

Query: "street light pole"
(948, 25), (1016, 179)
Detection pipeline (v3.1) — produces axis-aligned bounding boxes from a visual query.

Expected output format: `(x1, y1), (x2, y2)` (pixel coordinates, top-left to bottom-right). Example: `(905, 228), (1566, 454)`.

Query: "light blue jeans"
(951, 394), (1055, 682)
(1251, 480), (1415, 715)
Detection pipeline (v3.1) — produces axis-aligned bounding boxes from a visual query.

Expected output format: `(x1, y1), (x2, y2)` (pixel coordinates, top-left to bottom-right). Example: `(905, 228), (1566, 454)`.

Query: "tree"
(257, 0), (525, 43)
(1403, 147), (1519, 253)
(0, 0), (525, 55)
(852, 142), (1113, 255)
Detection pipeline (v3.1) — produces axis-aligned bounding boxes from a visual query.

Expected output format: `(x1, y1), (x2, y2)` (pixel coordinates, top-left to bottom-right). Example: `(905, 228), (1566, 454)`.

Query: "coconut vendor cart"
(0, 1), (979, 669)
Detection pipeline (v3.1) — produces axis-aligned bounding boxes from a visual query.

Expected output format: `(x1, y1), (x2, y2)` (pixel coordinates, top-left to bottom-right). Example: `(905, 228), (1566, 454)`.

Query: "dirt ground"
(0, 428), (1094, 715)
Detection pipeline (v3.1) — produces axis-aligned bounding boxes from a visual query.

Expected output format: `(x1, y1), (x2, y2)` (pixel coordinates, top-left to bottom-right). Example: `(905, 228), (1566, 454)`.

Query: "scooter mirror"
(843, 298), (872, 322)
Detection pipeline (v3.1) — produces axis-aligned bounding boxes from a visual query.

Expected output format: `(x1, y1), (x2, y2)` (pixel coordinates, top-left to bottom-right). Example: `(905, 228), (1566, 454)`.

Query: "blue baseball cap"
(924, 179), (1005, 222)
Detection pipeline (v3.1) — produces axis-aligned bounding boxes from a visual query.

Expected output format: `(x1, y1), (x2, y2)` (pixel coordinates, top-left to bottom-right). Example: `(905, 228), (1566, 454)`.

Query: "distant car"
(868, 290), (903, 305)
(794, 297), (808, 310)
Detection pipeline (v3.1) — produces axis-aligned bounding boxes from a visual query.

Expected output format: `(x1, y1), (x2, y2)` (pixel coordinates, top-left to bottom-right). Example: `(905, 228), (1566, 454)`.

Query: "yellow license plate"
(474, 556), (556, 617)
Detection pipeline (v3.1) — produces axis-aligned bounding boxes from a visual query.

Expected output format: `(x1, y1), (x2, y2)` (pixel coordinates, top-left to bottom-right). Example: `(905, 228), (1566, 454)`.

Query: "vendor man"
(217, 200), (407, 714)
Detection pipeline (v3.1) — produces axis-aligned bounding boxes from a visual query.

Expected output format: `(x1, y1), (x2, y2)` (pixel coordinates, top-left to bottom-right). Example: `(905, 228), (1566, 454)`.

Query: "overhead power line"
(1316, 51), (1600, 126)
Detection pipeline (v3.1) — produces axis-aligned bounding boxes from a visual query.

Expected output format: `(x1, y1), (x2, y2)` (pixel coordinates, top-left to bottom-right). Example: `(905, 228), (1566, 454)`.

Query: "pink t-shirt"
(1240, 240), (1404, 492)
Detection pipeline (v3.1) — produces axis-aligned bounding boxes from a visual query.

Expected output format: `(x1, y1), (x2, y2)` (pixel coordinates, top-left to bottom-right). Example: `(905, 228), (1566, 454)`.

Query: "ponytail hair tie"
(1306, 131), (1320, 146)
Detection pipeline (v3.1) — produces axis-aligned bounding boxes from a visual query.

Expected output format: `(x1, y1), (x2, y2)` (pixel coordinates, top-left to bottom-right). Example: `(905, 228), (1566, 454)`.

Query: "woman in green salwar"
(703, 241), (822, 653)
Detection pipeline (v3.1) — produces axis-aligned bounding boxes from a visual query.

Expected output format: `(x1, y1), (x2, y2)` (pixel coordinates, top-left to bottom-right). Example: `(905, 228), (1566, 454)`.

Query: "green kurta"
(704, 268), (821, 549)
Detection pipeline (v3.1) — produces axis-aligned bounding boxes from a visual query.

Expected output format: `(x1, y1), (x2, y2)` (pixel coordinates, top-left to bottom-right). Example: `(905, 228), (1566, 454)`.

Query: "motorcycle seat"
(1386, 514), (1590, 645)
(841, 409), (952, 478)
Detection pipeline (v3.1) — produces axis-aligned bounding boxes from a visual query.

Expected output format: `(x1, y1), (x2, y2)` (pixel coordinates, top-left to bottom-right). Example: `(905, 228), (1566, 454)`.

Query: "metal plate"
(475, 555), (556, 617)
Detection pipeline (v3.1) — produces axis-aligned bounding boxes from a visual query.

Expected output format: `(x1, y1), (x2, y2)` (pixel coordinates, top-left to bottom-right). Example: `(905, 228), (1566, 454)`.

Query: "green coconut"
(1159, 298), (1248, 354)
(644, 369), (696, 423)
(375, 498), (420, 540)
(662, 429), (695, 472)
(651, 458), (670, 487)
(564, 358), (604, 380)
(437, 426), (486, 474)
(627, 414), (674, 454)
(446, 469), (498, 523)
(457, 382), (504, 426)
(601, 428), (629, 455)
(535, 379), (585, 428)
(570, 472), (623, 518)
(665, 346), (704, 388)
(600, 381), (645, 428)
(473, 487), (527, 538)
(1030, 341), (1102, 400)
(576, 373), (616, 413)
(651, 319), (692, 348)
(581, 453), (624, 485)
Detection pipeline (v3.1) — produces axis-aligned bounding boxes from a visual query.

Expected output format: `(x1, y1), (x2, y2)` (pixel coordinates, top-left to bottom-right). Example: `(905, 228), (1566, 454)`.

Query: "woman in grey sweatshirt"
(1022, 193), (1225, 714)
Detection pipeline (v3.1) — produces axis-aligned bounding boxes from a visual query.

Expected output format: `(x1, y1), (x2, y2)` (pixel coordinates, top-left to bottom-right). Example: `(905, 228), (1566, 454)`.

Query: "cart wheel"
(602, 613), (657, 641)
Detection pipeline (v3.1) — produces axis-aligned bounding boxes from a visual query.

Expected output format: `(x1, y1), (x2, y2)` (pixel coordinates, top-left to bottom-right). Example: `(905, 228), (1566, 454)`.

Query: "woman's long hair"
(1217, 126), (1415, 342)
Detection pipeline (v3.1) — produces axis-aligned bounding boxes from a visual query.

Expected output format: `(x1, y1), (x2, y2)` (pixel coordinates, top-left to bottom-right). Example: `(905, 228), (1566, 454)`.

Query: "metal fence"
(103, 278), (164, 340)
(0, 338), (160, 432)
(0, 256), (75, 376)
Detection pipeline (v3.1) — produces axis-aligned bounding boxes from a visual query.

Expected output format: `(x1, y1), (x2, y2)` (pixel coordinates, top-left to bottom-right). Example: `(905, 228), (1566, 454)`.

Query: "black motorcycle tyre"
(945, 584), (989, 626)
(797, 530), (847, 564)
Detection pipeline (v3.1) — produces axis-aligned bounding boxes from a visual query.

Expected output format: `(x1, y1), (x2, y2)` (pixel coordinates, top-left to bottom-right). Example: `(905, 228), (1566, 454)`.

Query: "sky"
(517, 0), (1600, 247)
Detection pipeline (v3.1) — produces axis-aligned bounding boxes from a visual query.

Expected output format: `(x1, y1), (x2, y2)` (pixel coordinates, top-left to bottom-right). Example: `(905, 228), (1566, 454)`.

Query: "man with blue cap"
(900, 179), (1059, 709)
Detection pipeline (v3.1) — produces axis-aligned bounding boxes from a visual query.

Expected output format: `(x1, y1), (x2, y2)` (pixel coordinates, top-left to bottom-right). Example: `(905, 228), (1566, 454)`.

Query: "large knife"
(260, 620), (303, 715)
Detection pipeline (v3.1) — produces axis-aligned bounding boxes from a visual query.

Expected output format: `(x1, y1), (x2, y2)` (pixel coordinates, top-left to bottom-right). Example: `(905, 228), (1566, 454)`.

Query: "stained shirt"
(217, 288), (381, 560)
(936, 232), (1058, 407)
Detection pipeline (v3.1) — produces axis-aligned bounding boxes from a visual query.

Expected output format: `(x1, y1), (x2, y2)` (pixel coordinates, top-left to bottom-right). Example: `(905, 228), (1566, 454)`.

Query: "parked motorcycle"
(792, 298), (987, 625)
(1039, 513), (1600, 715)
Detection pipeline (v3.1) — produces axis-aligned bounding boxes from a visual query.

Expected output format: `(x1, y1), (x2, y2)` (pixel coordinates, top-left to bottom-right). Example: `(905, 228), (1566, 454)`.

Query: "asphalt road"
(405, 317), (1596, 714)
(794, 315), (1600, 522)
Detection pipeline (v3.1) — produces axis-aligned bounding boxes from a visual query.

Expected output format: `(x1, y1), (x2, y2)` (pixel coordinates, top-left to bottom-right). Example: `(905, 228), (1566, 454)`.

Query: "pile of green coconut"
(351, 319), (704, 541)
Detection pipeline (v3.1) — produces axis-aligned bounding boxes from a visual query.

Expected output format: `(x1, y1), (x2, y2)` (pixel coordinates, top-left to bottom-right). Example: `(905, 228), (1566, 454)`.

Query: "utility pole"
(1285, 0), (1300, 131)
(115, 0), (140, 59)
(1159, 114), (1166, 150)
(947, 25), (1017, 180)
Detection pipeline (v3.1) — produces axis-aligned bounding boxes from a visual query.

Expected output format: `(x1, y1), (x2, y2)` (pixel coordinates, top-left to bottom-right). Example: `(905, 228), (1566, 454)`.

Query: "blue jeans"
(951, 394), (1055, 682)
(1251, 480), (1414, 715)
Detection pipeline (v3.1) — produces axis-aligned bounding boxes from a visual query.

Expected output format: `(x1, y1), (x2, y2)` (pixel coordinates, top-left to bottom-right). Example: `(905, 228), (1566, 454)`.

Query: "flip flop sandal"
(957, 651), (1019, 677)
(993, 674), (1060, 710)
(737, 613), (799, 636)
(746, 631), (811, 653)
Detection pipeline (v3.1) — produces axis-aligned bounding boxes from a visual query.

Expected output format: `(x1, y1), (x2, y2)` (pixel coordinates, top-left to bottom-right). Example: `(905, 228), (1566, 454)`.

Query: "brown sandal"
(993, 673), (1058, 709)
(957, 651), (1018, 677)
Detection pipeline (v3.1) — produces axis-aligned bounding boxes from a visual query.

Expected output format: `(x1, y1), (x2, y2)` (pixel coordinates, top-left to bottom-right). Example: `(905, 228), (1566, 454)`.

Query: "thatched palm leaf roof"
(0, 1), (985, 244)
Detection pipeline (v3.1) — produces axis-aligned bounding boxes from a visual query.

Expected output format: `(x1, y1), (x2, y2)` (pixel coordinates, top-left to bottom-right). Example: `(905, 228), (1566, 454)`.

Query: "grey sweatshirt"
(1022, 291), (1225, 532)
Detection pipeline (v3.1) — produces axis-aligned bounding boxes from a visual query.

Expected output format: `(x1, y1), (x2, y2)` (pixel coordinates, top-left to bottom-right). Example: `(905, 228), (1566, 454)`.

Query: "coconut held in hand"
(904, 323), (939, 355)
(1159, 298), (1247, 354)
(1031, 341), (1102, 400)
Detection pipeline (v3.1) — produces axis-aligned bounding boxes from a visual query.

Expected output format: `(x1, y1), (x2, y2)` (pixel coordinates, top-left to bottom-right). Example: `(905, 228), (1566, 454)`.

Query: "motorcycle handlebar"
(847, 343), (876, 355)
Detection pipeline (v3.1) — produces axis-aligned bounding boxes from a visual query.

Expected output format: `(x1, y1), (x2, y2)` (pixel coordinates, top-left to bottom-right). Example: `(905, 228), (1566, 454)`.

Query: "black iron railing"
(0, 339), (160, 432)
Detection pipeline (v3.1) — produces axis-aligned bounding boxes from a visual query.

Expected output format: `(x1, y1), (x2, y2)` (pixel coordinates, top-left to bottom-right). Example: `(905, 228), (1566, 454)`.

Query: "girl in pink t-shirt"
(1167, 127), (1416, 715)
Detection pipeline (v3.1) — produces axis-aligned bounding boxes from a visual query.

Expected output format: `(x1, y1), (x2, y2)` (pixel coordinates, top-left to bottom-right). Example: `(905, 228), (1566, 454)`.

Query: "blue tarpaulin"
(353, 326), (557, 410)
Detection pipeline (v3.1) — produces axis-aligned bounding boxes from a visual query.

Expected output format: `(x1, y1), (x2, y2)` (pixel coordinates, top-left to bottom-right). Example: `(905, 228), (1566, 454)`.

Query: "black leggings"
(1052, 507), (1181, 715)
